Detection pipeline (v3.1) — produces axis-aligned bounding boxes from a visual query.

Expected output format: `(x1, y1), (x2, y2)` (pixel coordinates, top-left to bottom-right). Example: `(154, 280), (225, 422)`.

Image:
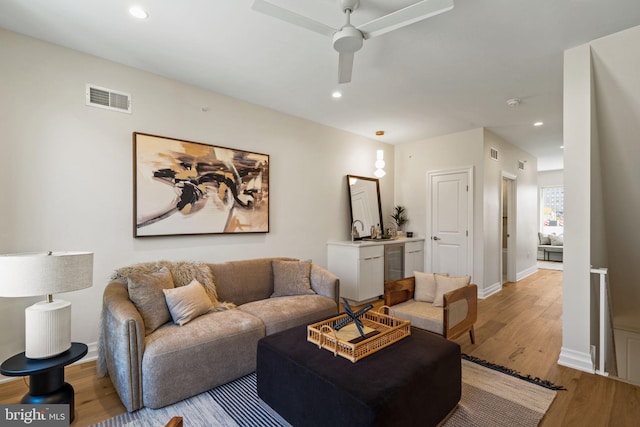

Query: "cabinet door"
(359, 248), (384, 301)
(404, 241), (425, 275)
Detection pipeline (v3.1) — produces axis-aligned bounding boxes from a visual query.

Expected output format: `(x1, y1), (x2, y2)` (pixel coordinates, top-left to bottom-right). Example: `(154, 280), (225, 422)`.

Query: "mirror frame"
(346, 175), (383, 239)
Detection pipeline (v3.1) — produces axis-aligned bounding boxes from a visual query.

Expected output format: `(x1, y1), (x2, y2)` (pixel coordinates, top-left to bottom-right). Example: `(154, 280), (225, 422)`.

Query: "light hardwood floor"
(1, 268), (639, 426)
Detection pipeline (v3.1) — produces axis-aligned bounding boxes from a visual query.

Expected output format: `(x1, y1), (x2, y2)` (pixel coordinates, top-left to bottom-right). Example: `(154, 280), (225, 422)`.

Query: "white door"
(428, 170), (472, 277)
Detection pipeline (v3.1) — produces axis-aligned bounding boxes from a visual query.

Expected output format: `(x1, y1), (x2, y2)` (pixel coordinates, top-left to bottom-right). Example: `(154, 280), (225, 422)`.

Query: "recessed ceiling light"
(560, 145), (564, 149)
(534, 121), (544, 126)
(331, 91), (342, 99)
(129, 6), (149, 19)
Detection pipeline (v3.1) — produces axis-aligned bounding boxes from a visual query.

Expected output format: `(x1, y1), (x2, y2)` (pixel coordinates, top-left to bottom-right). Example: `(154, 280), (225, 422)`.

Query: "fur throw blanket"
(97, 261), (234, 377)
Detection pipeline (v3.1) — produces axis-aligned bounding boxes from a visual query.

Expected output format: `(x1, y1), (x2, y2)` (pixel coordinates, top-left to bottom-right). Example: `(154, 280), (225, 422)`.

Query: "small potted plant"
(391, 206), (408, 232)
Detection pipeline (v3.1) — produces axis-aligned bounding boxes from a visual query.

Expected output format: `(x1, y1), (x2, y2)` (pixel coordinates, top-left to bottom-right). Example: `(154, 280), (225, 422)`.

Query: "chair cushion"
(433, 275), (471, 307)
(390, 300), (444, 335)
(414, 271), (437, 303)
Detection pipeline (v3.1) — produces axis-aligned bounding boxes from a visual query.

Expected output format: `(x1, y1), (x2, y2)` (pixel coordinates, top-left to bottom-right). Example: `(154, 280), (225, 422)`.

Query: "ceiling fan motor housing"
(340, 0), (360, 13)
(333, 26), (363, 53)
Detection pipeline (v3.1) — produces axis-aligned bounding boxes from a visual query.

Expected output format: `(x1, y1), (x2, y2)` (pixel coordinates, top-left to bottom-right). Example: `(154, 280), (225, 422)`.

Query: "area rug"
(92, 358), (560, 427)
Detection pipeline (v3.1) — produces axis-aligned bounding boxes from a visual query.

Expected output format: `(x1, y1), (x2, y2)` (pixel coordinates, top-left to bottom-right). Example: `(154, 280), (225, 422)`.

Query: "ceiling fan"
(251, 0), (454, 84)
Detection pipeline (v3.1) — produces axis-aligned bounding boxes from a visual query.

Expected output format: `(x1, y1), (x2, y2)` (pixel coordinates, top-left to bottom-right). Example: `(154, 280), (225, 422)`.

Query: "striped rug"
(93, 359), (558, 427)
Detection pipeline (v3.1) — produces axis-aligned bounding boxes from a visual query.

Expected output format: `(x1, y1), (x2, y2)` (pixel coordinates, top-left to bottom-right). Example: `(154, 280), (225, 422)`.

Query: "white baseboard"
(558, 347), (595, 373)
(517, 265), (538, 281)
(479, 281), (502, 299)
(0, 341), (98, 385)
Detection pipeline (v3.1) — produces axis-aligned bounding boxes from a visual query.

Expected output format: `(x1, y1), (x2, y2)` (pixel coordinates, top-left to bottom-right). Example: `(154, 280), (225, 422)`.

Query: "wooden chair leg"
(165, 416), (183, 427)
(469, 326), (476, 344)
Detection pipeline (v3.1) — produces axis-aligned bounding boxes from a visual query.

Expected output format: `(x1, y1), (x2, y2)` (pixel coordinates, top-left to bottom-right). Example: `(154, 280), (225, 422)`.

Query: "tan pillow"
(127, 266), (174, 335)
(433, 274), (471, 307)
(271, 260), (316, 297)
(414, 272), (449, 302)
(163, 279), (213, 326)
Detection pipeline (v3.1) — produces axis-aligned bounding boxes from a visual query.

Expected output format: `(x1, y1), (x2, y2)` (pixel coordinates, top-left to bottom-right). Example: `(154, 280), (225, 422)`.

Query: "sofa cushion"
(239, 295), (337, 335)
(271, 260), (316, 297)
(142, 309), (265, 409)
(163, 279), (213, 326)
(390, 300), (444, 335)
(127, 266), (174, 335)
(208, 258), (297, 305)
(433, 275), (471, 307)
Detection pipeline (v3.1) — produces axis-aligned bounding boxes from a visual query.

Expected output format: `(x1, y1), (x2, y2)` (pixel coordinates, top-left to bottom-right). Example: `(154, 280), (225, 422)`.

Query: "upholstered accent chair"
(383, 274), (477, 344)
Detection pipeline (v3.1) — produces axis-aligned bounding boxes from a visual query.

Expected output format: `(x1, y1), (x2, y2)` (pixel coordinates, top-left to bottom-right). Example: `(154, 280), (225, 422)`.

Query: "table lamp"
(0, 251), (93, 359)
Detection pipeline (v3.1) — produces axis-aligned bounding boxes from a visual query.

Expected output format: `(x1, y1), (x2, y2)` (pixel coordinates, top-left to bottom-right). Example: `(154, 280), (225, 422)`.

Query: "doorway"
(501, 173), (516, 283)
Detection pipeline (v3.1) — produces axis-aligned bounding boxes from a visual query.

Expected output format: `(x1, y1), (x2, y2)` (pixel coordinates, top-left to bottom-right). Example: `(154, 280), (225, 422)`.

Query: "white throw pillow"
(549, 234), (563, 246)
(414, 271), (448, 303)
(163, 279), (213, 326)
(433, 274), (471, 307)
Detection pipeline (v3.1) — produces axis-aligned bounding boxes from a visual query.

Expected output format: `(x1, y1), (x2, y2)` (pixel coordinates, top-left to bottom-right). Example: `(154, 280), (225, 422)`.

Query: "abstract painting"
(134, 133), (269, 237)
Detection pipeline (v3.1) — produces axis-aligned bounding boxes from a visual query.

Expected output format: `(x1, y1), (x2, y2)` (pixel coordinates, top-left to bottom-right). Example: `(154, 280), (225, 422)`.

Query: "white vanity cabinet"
(327, 244), (384, 303)
(327, 238), (425, 304)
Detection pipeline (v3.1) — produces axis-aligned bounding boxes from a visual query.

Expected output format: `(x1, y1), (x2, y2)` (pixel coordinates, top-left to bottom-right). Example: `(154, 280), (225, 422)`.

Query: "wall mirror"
(346, 175), (383, 239)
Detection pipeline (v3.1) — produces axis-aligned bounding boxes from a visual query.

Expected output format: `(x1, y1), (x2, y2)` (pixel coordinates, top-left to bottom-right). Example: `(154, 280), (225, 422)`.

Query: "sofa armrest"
(310, 264), (340, 306)
(101, 280), (145, 412)
(383, 277), (415, 306)
(443, 284), (477, 341)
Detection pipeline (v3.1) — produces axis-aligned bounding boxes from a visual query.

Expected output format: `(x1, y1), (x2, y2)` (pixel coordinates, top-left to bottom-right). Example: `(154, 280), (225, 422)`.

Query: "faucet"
(351, 220), (364, 241)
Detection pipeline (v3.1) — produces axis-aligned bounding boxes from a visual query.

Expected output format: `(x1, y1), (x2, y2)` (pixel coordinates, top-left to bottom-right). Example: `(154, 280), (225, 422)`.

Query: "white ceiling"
(1, 0), (639, 171)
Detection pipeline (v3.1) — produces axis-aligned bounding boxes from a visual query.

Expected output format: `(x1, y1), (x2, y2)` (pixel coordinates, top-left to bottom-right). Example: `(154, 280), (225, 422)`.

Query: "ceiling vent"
(489, 147), (499, 161)
(518, 160), (526, 170)
(86, 84), (131, 113)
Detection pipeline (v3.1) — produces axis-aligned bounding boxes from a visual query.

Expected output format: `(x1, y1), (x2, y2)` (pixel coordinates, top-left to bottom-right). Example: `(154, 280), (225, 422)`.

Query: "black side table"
(0, 342), (88, 423)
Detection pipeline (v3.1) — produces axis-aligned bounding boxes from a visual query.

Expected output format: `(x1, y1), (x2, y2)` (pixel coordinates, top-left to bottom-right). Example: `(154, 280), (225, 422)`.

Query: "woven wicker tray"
(307, 307), (410, 363)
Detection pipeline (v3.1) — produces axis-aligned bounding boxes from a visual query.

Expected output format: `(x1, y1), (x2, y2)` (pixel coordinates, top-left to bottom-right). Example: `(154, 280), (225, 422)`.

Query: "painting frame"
(133, 132), (269, 237)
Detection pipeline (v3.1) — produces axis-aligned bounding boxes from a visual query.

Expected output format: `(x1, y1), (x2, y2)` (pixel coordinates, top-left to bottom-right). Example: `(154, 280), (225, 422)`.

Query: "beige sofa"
(99, 258), (339, 412)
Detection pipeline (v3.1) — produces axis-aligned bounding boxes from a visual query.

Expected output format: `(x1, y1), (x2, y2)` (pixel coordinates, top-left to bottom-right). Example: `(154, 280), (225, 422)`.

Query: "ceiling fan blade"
(338, 52), (354, 84)
(251, 0), (337, 38)
(358, 0), (454, 39)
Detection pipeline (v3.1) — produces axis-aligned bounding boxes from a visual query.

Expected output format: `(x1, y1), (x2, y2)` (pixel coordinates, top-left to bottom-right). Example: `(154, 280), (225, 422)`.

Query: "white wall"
(0, 29), (394, 365)
(394, 128), (538, 296)
(394, 128), (484, 286)
(590, 26), (640, 333)
(483, 130), (538, 289)
(562, 25), (640, 378)
(560, 43), (595, 373)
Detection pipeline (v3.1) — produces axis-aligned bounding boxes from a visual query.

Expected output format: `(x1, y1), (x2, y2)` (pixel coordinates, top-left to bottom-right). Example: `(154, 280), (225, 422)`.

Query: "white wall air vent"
(86, 84), (131, 113)
(489, 147), (499, 161)
(518, 160), (525, 170)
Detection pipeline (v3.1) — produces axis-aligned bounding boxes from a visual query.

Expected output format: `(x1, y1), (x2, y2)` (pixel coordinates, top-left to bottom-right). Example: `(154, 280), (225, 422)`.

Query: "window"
(541, 186), (564, 235)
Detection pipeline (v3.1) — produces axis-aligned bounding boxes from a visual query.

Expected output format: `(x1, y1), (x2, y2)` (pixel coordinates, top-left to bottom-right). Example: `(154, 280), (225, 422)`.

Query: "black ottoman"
(257, 324), (461, 427)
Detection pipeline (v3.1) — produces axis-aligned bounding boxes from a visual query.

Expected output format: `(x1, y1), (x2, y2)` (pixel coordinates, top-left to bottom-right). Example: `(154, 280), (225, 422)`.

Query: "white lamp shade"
(0, 251), (93, 297)
(0, 251), (93, 359)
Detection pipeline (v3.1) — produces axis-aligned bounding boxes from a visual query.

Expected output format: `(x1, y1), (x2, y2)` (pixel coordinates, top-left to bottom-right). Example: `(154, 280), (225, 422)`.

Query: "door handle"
(432, 236), (441, 241)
